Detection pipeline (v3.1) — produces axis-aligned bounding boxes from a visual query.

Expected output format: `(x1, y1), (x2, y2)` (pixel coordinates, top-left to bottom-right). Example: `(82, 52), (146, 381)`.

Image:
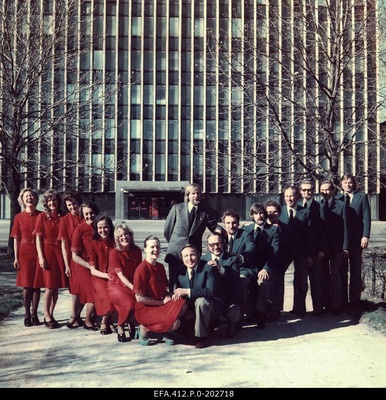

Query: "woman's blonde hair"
(17, 187), (39, 209)
(114, 223), (136, 250)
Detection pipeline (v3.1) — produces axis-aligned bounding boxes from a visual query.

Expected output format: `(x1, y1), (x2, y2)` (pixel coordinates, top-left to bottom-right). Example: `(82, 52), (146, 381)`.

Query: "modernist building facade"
(0, 0), (383, 220)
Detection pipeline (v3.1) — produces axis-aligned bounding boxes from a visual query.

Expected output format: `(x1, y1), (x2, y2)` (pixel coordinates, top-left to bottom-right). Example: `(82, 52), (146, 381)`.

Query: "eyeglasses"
(301, 188), (313, 192)
(208, 242), (222, 248)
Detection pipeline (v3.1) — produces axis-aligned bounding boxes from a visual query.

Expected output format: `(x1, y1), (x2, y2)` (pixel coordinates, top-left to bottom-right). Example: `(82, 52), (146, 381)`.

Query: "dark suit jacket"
(336, 191), (371, 247)
(164, 202), (219, 264)
(243, 222), (281, 275)
(228, 228), (256, 279)
(320, 198), (350, 255)
(200, 251), (241, 314)
(298, 199), (327, 257)
(175, 261), (223, 316)
(278, 205), (312, 266)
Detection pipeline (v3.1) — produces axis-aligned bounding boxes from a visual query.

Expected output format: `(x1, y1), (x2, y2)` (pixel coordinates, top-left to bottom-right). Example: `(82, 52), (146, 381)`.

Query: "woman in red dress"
(134, 235), (187, 346)
(107, 224), (142, 343)
(71, 201), (99, 331)
(10, 188), (41, 327)
(89, 215), (116, 335)
(58, 190), (84, 328)
(34, 189), (67, 329)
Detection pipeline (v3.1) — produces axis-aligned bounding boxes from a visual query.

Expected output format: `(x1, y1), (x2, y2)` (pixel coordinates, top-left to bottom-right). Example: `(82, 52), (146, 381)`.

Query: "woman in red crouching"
(134, 235), (187, 346)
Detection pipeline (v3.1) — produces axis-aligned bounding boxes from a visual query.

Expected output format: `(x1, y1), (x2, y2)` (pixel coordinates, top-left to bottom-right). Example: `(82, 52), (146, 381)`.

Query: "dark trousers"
(341, 246), (363, 306)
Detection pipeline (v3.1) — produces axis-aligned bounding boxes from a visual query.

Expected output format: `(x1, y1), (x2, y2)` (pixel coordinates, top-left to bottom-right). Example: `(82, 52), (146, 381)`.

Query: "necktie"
(189, 269), (195, 288)
(320, 199), (327, 219)
(189, 206), (196, 228)
(303, 201), (308, 208)
(254, 226), (261, 240)
(228, 235), (234, 252)
(345, 194), (350, 206)
(289, 208), (294, 223)
(214, 258), (223, 275)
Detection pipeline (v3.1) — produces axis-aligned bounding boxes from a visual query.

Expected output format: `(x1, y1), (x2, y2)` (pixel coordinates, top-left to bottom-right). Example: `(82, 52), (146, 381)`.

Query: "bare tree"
(204, 0), (383, 194)
(0, 0), (121, 254)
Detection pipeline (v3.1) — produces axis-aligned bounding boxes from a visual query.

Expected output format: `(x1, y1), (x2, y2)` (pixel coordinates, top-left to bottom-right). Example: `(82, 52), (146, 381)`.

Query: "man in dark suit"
(173, 243), (222, 348)
(220, 209), (257, 321)
(337, 173), (371, 309)
(298, 179), (326, 316)
(164, 182), (219, 291)
(279, 185), (313, 318)
(201, 232), (242, 337)
(319, 179), (350, 316)
(264, 200), (286, 322)
(243, 203), (281, 328)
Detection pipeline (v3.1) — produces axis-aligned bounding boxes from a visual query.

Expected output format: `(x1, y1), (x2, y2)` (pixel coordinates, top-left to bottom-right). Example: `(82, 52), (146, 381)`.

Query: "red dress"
(88, 238), (116, 316)
(58, 212), (82, 294)
(33, 212), (67, 289)
(134, 260), (186, 333)
(10, 210), (41, 288)
(71, 221), (94, 303)
(107, 246), (142, 326)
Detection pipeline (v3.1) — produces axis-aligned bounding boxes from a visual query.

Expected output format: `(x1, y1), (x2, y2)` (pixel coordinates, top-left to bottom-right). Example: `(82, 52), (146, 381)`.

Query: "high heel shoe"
(44, 318), (56, 329)
(83, 323), (99, 331)
(66, 316), (80, 329)
(50, 316), (59, 328)
(31, 316), (41, 326)
(24, 317), (32, 327)
(117, 332), (127, 343)
(100, 323), (112, 335)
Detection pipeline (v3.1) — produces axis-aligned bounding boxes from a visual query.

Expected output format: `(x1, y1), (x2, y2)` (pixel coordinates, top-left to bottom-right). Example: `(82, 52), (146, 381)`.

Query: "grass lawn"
(0, 250), (23, 320)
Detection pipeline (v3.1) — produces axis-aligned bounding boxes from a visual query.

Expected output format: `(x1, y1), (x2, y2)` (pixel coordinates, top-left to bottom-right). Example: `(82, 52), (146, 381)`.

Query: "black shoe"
(31, 316), (41, 326)
(330, 308), (341, 316)
(66, 316), (80, 329)
(195, 336), (208, 349)
(83, 323), (99, 331)
(235, 320), (243, 332)
(118, 332), (127, 342)
(100, 326), (113, 335)
(266, 311), (281, 322)
(312, 310), (323, 317)
(44, 318), (56, 329)
(290, 309), (305, 318)
(24, 317), (32, 327)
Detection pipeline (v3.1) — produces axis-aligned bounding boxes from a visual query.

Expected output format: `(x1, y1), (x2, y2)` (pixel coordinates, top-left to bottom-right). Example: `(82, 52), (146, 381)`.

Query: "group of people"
(163, 177), (371, 347)
(10, 174), (371, 349)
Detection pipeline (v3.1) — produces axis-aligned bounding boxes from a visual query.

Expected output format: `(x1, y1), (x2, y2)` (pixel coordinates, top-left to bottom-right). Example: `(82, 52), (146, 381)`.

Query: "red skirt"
(91, 275), (115, 316)
(75, 263), (94, 303)
(16, 243), (38, 288)
(34, 244), (67, 289)
(107, 281), (135, 325)
(135, 298), (186, 333)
